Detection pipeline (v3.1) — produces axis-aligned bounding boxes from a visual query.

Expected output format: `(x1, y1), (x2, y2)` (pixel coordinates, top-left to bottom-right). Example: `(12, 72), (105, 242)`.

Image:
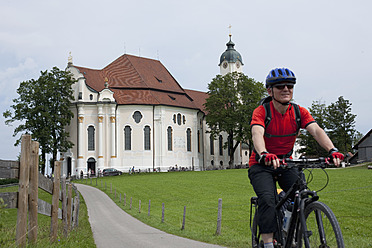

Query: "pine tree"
(298, 99), (328, 157)
(325, 96), (357, 154)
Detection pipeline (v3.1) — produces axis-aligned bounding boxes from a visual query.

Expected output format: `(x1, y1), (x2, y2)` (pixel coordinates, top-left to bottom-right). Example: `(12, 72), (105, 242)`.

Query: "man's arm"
(252, 125), (280, 168)
(305, 122), (335, 151)
(252, 125), (267, 154)
(305, 122), (342, 166)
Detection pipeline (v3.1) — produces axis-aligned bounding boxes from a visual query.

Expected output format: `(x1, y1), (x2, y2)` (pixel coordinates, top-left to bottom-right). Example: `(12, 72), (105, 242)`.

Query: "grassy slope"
(83, 164), (372, 248)
(0, 186), (95, 248)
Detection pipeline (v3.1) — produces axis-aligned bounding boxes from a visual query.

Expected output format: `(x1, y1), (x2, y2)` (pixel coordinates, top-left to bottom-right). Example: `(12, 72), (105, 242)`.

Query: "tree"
(325, 96), (357, 154)
(298, 97), (358, 157)
(298, 99), (329, 157)
(3, 67), (76, 174)
(204, 72), (266, 167)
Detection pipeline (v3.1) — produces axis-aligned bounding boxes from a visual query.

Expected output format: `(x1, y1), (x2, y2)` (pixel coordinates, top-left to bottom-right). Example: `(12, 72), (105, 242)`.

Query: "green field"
(1, 164), (371, 247)
(79, 164), (372, 248)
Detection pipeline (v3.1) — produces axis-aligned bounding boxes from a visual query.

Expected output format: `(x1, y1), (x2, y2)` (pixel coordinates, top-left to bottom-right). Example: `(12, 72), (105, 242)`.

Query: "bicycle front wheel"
(297, 201), (344, 248)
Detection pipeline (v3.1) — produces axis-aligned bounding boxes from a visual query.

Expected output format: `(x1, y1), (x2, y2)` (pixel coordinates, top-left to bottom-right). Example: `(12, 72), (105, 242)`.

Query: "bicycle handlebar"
(280, 157), (330, 169)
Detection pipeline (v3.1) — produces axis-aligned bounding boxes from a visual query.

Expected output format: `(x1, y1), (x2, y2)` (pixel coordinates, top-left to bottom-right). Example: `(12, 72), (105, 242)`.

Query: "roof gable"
(353, 129), (372, 149)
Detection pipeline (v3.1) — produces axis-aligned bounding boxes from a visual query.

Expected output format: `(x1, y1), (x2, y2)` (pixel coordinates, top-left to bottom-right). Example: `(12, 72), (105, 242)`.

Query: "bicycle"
(250, 157), (345, 248)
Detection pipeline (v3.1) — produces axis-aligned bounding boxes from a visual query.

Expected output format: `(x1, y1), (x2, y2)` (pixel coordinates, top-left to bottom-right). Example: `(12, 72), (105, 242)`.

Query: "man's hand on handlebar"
(257, 152), (280, 169)
(328, 148), (344, 167)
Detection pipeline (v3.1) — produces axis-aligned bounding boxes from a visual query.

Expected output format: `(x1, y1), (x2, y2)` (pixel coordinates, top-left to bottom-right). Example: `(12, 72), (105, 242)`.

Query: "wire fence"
(78, 176), (372, 235)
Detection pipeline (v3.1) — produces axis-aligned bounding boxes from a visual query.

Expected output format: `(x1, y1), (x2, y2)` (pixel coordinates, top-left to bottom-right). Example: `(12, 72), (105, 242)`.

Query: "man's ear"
(267, 87), (273, 96)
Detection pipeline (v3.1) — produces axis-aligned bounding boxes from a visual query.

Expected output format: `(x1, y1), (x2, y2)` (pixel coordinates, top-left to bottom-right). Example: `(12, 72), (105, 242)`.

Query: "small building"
(350, 129), (372, 163)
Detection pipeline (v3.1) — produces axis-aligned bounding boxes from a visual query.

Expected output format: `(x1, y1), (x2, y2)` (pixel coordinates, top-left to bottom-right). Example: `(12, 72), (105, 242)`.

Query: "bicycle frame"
(275, 173), (319, 248)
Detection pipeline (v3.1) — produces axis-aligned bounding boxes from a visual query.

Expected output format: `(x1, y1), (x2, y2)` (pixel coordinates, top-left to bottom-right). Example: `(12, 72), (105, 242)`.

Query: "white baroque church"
(62, 35), (250, 176)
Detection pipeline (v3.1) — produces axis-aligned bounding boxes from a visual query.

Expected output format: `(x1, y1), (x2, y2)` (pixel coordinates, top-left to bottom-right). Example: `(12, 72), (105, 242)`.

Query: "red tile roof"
(184, 89), (208, 113)
(73, 54), (208, 112)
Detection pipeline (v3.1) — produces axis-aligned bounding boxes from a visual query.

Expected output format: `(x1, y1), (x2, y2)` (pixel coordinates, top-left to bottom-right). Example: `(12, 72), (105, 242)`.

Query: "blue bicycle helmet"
(265, 68), (296, 88)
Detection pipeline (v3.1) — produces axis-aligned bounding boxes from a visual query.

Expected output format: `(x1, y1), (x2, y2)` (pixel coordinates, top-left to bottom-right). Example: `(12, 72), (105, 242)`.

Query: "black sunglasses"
(273, 84), (294, 90)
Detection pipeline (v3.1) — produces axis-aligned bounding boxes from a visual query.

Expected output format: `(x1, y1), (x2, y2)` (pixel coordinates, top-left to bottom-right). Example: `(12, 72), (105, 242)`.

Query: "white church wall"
(116, 105), (154, 172)
(155, 106), (200, 171)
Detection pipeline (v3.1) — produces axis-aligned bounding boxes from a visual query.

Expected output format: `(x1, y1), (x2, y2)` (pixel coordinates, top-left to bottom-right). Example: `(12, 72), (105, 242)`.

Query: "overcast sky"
(0, 0), (370, 160)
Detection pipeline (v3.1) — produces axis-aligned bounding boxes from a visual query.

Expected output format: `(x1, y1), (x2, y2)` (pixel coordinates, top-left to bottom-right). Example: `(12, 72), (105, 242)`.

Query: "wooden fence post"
(162, 203), (165, 223)
(16, 134), (31, 247)
(139, 200), (141, 213)
(181, 206), (186, 230)
(67, 184), (72, 232)
(50, 161), (61, 242)
(62, 177), (68, 237)
(148, 200), (151, 216)
(72, 196), (79, 228)
(72, 187), (80, 228)
(216, 198), (222, 235)
(28, 140), (39, 243)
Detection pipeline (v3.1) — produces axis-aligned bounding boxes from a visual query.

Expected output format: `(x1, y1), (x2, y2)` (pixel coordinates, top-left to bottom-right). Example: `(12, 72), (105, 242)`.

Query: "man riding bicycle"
(248, 68), (344, 248)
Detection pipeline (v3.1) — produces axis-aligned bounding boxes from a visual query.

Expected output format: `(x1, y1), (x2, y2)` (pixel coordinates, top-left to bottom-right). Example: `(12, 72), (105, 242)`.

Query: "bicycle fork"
(297, 190), (319, 248)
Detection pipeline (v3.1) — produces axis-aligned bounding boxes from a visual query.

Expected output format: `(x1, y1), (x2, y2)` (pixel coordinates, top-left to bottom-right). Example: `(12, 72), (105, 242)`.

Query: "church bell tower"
(219, 33), (244, 75)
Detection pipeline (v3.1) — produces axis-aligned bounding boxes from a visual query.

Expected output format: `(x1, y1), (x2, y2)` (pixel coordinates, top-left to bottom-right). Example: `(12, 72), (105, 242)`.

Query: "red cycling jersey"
(249, 101), (315, 167)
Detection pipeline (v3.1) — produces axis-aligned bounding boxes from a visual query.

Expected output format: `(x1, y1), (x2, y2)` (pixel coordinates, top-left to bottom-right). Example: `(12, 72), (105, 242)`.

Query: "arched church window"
(87, 126), (95, 151)
(228, 135), (232, 156)
(183, 115), (186, 124)
(144, 126), (151, 150)
(173, 114), (176, 123)
(167, 127), (172, 151)
(124, 126), (132, 150)
(186, 128), (191, 152)
(219, 135), (223, 156)
(90, 94), (93, 100)
(197, 130), (200, 153)
(177, 113), (181, 125)
(210, 134), (214, 155)
(133, 111), (143, 124)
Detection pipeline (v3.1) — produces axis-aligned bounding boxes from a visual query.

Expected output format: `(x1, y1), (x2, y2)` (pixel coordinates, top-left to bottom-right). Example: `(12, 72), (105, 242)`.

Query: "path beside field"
(76, 184), (225, 248)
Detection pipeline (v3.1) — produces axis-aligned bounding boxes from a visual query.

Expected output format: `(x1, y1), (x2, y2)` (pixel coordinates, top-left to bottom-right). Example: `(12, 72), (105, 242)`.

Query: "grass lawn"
(78, 163), (372, 248)
(0, 185), (95, 247)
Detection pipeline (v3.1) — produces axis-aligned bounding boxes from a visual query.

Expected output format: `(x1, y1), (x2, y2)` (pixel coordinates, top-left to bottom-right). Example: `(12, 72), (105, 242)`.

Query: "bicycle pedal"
(251, 196), (258, 205)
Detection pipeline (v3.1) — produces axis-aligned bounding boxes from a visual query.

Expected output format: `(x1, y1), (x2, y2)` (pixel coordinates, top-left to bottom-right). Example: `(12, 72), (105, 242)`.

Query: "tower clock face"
(223, 62), (228, 69)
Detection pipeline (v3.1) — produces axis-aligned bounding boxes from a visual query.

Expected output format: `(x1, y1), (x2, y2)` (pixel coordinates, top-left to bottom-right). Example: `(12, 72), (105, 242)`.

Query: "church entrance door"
(87, 157), (96, 177)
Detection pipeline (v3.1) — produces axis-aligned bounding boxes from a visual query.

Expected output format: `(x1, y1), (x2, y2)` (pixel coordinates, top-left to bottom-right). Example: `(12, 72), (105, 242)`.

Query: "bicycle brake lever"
(325, 157), (330, 165)
(280, 159), (287, 168)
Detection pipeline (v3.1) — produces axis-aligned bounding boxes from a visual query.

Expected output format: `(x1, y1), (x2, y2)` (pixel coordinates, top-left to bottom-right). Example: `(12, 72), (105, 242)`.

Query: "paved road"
(76, 184), (224, 248)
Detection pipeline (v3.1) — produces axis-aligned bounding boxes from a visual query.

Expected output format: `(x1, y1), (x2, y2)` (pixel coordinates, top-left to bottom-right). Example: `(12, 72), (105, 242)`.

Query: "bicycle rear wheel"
(251, 212), (264, 248)
(297, 201), (344, 248)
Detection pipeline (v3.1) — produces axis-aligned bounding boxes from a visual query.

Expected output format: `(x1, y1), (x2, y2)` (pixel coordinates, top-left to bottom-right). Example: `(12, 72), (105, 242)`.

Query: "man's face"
(268, 83), (294, 103)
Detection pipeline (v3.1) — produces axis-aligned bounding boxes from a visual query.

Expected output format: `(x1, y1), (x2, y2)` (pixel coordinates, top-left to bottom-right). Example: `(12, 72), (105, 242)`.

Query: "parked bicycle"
(250, 157), (344, 248)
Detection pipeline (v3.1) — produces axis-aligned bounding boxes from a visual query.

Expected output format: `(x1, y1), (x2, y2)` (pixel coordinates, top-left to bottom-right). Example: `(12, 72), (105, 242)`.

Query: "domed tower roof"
(219, 35), (244, 66)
